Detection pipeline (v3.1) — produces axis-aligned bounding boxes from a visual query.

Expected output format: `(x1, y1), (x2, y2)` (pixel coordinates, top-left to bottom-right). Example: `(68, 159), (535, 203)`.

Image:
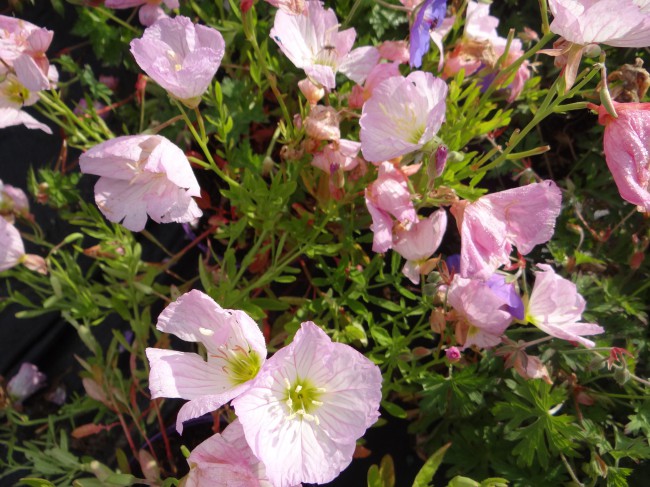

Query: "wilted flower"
(409, 0), (447, 69)
(130, 16), (225, 108)
(451, 180), (562, 280)
(392, 209), (447, 284)
(526, 264), (604, 348)
(365, 162), (418, 253)
(360, 71), (447, 162)
(594, 102), (650, 212)
(232, 321), (382, 487)
(378, 40), (410, 64)
(105, 0), (179, 27)
(270, 1), (379, 90)
(184, 419), (291, 487)
(79, 135), (202, 232)
(7, 363), (46, 403)
(146, 290), (267, 433)
(304, 105), (340, 141)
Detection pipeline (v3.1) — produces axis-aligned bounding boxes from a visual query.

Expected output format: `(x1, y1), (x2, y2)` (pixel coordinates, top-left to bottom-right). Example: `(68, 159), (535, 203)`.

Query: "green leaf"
(382, 400), (408, 419)
(19, 479), (56, 487)
(412, 442), (451, 487)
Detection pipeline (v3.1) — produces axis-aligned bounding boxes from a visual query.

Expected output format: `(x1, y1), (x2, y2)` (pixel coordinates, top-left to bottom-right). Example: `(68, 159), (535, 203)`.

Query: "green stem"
(174, 100), (240, 188)
(243, 10), (292, 126)
(93, 7), (140, 34)
(538, 0), (550, 35)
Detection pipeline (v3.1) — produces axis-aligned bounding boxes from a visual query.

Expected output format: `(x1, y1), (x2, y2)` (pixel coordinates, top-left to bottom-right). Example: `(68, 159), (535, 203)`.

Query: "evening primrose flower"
(232, 321), (382, 487)
(146, 290), (267, 433)
(451, 180), (562, 280)
(360, 71), (447, 163)
(447, 274), (518, 349)
(130, 16), (225, 108)
(526, 264), (604, 348)
(0, 217), (46, 274)
(392, 209), (447, 284)
(79, 135), (202, 232)
(546, 0), (650, 89)
(595, 102), (650, 212)
(184, 419), (294, 487)
(270, 1), (379, 90)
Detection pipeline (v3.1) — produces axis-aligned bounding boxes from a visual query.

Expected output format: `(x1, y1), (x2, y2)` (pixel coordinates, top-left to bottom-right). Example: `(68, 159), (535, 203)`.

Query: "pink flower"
(0, 15), (55, 91)
(0, 217), (25, 271)
(0, 180), (29, 221)
(447, 274), (515, 349)
(348, 62), (401, 110)
(595, 102), (650, 212)
(270, 1), (379, 90)
(392, 209), (447, 284)
(452, 180), (562, 280)
(526, 264), (604, 348)
(79, 135), (202, 232)
(360, 71), (447, 163)
(378, 40), (410, 64)
(184, 419), (291, 487)
(7, 363), (46, 403)
(549, 0), (650, 48)
(546, 0), (650, 89)
(130, 16), (225, 108)
(232, 321), (382, 487)
(105, 0), (179, 26)
(311, 139), (361, 174)
(0, 107), (51, 133)
(445, 346), (461, 362)
(145, 290), (267, 433)
(365, 162), (418, 253)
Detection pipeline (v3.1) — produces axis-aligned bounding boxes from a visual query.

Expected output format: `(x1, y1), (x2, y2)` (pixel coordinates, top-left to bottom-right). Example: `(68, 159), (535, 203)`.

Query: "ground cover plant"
(1, 0), (650, 485)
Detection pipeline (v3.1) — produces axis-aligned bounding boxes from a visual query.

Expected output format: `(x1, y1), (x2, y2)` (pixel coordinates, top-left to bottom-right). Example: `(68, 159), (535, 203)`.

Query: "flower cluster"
(0, 15), (56, 133)
(147, 292), (382, 486)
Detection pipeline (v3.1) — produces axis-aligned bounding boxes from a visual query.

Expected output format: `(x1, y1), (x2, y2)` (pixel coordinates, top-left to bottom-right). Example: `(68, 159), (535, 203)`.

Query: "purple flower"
(409, 0), (447, 68)
(486, 274), (525, 320)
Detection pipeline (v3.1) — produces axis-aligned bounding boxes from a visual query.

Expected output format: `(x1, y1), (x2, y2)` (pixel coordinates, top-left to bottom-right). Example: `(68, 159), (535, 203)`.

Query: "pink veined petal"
(0, 107), (51, 133)
(156, 290), (267, 358)
(143, 137), (201, 196)
(0, 216), (25, 271)
(366, 198), (394, 253)
(483, 180), (562, 254)
(549, 0), (650, 47)
(600, 104), (650, 211)
(13, 54), (49, 91)
(79, 134), (154, 180)
(338, 46), (380, 85)
(233, 321), (381, 487)
(458, 199), (511, 279)
(393, 209), (447, 261)
(303, 64), (336, 91)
